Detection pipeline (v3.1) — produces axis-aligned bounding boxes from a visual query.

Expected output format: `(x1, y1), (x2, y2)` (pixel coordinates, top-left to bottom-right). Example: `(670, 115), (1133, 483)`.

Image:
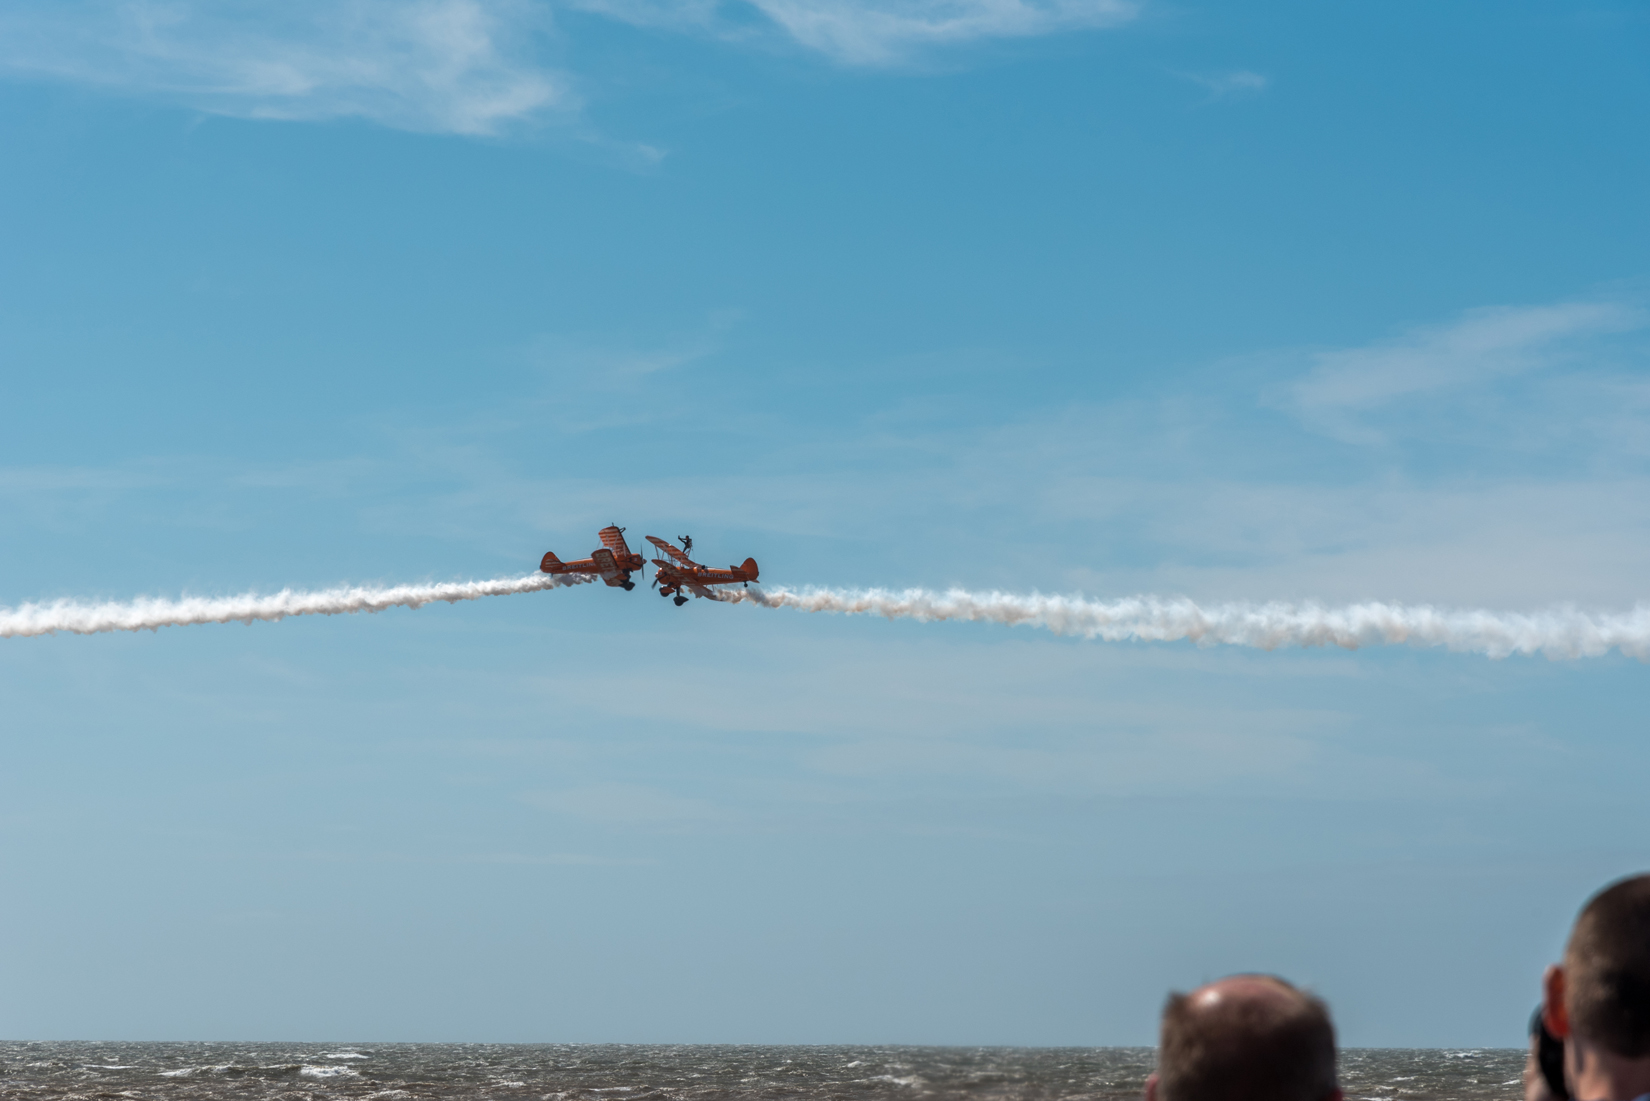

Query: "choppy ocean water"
(0, 1044), (1525, 1101)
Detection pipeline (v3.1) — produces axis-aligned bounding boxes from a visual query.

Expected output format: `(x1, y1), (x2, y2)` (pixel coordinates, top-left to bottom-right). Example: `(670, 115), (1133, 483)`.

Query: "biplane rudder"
(740, 558), (759, 581)
(539, 550), (564, 574)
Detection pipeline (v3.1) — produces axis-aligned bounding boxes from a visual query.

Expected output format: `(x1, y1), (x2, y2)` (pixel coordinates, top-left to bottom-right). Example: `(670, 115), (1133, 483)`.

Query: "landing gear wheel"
(621, 581), (635, 591)
(673, 596), (688, 606)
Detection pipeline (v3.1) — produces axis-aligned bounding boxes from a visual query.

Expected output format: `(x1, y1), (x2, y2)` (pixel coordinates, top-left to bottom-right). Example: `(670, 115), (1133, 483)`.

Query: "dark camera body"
(1532, 1008), (1571, 1101)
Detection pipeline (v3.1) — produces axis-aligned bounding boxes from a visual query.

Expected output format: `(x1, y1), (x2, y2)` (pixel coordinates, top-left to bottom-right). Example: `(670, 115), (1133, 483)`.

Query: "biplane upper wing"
(646, 535), (696, 565)
(598, 526), (633, 557)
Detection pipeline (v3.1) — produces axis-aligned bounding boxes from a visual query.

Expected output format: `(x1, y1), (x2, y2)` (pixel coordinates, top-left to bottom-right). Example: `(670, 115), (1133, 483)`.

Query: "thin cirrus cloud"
(720, 0), (1139, 67)
(1285, 298), (1647, 441)
(0, 0), (1141, 135)
(567, 0), (1139, 66)
(0, 0), (567, 135)
(1175, 68), (1267, 99)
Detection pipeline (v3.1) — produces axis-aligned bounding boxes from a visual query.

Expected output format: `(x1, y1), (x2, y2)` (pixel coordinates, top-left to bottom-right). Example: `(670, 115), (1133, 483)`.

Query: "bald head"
(1187, 975), (1307, 1015)
(1155, 975), (1338, 1101)
(1564, 874), (1650, 1057)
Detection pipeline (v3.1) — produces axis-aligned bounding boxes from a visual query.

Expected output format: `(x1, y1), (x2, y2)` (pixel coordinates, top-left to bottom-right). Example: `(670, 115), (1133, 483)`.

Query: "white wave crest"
(301, 1065), (361, 1079)
(0, 573), (588, 640)
(160, 1065), (233, 1077)
(726, 586), (1650, 661)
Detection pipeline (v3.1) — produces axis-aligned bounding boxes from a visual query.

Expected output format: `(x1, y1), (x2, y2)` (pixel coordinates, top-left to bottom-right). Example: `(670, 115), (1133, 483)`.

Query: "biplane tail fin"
(539, 550), (564, 573)
(740, 558), (759, 581)
(598, 525), (632, 556)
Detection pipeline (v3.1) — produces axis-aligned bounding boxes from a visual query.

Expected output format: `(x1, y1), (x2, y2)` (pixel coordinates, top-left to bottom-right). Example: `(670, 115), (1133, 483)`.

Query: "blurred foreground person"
(1146, 974), (1341, 1101)
(1545, 874), (1650, 1101)
(1527, 1006), (1572, 1101)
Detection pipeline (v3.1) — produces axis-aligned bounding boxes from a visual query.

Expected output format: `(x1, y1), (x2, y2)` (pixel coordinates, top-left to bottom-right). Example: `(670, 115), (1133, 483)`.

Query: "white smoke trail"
(725, 586), (1650, 661)
(0, 573), (589, 639)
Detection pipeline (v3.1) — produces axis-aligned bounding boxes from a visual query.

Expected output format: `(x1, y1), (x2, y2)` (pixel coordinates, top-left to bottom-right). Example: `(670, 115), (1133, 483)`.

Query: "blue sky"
(2, 0), (1649, 1047)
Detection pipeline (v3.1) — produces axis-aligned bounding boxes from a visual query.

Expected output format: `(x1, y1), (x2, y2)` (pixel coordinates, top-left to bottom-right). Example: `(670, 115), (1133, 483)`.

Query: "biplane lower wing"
(590, 547), (622, 584)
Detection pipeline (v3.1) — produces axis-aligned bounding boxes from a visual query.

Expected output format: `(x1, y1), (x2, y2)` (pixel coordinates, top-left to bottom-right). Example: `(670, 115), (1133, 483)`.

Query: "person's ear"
(1145, 1072), (1158, 1101)
(1544, 965), (1570, 1039)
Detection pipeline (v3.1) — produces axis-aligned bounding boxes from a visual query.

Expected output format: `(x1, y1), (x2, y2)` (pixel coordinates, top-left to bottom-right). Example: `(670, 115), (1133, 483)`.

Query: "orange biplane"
(646, 535), (759, 606)
(539, 525), (645, 590)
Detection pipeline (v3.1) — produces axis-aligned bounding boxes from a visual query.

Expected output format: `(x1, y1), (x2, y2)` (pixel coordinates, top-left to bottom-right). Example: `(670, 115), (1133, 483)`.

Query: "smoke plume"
(8, 570), (1647, 661)
(725, 586), (1650, 661)
(0, 573), (587, 639)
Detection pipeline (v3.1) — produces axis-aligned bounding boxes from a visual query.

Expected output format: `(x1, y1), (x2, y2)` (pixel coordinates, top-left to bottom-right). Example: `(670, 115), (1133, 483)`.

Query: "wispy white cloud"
(0, 0), (1141, 135)
(0, 0), (567, 135)
(1175, 68), (1267, 100)
(739, 0), (1138, 66)
(1287, 299), (1644, 441)
(528, 0), (1138, 67)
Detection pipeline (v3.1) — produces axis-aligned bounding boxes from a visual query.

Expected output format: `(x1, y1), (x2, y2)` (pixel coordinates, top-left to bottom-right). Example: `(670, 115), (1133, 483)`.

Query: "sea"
(0, 1044), (1525, 1101)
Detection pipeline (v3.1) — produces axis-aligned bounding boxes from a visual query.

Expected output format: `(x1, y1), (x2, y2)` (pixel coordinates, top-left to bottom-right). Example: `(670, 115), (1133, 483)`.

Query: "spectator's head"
(1145, 974), (1340, 1101)
(1543, 874), (1650, 1101)
(1552, 875), (1650, 1057)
